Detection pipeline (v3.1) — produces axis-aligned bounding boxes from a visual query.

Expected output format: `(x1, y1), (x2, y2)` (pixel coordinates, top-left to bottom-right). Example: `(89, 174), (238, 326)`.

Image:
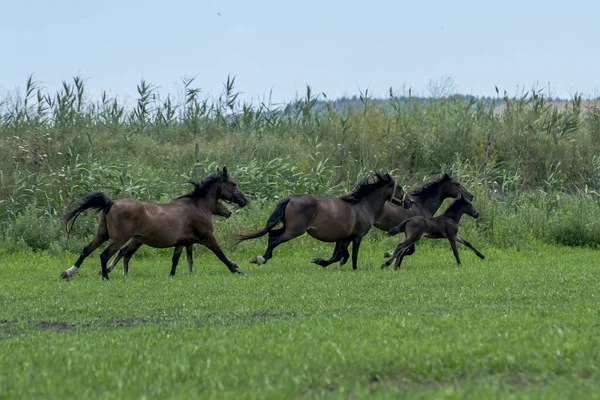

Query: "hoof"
(480, 255), (486, 260)
(383, 251), (392, 258)
(60, 271), (71, 280)
(102, 275), (110, 281)
(381, 263), (388, 270)
(249, 255), (265, 265)
(310, 258), (323, 264)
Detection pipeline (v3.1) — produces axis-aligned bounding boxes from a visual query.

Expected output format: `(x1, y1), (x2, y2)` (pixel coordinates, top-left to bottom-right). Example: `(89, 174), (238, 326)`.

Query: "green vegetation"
(1, 243), (599, 399)
(1, 76), (600, 252)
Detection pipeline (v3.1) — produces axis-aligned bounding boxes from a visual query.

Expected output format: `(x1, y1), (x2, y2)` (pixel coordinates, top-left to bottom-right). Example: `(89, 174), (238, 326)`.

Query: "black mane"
(409, 173), (450, 198)
(340, 171), (393, 204)
(176, 171), (222, 200)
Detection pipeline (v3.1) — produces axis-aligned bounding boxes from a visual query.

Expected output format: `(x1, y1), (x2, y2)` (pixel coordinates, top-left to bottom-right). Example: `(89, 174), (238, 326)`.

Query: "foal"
(381, 194), (485, 270)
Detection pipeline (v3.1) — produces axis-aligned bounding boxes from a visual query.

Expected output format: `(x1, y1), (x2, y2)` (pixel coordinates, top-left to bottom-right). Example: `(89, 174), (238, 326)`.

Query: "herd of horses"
(60, 167), (485, 280)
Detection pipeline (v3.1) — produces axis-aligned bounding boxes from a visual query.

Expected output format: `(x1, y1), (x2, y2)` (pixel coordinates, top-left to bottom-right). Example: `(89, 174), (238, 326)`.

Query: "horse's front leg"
(186, 245), (194, 274)
(456, 234), (485, 259)
(202, 234), (243, 274)
(169, 246), (184, 276)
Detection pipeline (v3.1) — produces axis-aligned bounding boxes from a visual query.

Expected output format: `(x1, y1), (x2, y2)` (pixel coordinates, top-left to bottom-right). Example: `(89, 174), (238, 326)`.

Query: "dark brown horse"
(323, 171), (474, 266)
(381, 193), (485, 270)
(234, 171), (411, 270)
(104, 199), (233, 277)
(61, 167), (248, 280)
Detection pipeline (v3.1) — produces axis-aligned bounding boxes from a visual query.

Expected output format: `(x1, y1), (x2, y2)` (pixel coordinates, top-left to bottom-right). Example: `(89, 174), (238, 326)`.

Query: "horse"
(234, 171), (411, 270)
(381, 193), (485, 270)
(60, 167), (248, 280)
(104, 199), (232, 277)
(321, 171), (474, 266)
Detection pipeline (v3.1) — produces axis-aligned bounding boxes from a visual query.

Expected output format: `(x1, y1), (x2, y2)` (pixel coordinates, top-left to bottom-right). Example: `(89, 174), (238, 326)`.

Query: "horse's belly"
(306, 226), (347, 242)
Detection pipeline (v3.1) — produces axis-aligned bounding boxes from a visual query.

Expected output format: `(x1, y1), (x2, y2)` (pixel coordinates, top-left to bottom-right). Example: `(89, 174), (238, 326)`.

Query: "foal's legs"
(169, 246), (184, 276)
(186, 245), (194, 274)
(381, 234), (420, 270)
(448, 237), (461, 265)
(61, 224), (109, 279)
(249, 223), (307, 265)
(311, 240), (351, 267)
(456, 234), (485, 259)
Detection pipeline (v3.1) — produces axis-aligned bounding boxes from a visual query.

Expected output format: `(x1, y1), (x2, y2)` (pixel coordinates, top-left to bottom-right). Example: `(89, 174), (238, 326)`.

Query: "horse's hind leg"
(456, 234), (485, 259)
(122, 241), (143, 276)
(61, 222), (109, 279)
(384, 234), (416, 258)
(186, 245), (194, 274)
(311, 240), (350, 267)
(393, 247), (411, 270)
(381, 236), (418, 270)
(250, 225), (306, 265)
(106, 246), (127, 274)
(169, 246), (184, 277)
(99, 239), (128, 280)
(106, 239), (143, 276)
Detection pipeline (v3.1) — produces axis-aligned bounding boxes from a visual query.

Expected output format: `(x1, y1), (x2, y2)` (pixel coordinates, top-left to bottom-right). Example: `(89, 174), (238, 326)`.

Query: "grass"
(1, 236), (599, 399)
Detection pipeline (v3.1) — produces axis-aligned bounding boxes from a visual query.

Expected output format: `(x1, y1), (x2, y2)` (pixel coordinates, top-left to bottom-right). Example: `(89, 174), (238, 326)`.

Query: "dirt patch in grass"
(108, 318), (151, 327)
(37, 321), (77, 331)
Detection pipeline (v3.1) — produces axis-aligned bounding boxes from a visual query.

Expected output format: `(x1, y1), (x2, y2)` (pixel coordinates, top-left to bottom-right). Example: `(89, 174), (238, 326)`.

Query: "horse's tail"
(234, 198), (290, 243)
(64, 192), (114, 237)
(387, 219), (409, 236)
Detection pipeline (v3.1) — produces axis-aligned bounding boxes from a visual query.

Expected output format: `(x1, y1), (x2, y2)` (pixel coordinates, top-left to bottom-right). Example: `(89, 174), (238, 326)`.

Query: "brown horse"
(234, 171), (411, 270)
(61, 167), (248, 280)
(104, 199), (233, 277)
(323, 171), (474, 266)
(381, 193), (485, 270)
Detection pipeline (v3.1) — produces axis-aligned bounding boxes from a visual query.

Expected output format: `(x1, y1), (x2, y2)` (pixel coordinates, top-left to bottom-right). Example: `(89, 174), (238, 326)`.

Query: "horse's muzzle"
(235, 196), (249, 208)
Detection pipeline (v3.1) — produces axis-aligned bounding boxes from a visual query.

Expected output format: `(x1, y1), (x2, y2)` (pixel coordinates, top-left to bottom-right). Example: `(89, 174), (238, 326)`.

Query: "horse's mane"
(409, 173), (449, 197)
(176, 171), (222, 200)
(340, 171), (393, 204)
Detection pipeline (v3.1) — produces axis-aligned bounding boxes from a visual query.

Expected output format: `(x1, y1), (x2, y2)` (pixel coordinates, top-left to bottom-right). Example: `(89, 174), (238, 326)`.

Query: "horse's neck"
(441, 204), (465, 224)
(363, 189), (391, 215)
(183, 184), (221, 210)
(412, 187), (446, 217)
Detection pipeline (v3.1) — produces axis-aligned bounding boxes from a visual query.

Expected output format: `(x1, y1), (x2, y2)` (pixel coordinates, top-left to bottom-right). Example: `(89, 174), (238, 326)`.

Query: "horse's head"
(442, 170), (474, 201)
(457, 193), (479, 219)
(218, 166), (248, 208)
(214, 201), (232, 218)
(389, 177), (412, 209)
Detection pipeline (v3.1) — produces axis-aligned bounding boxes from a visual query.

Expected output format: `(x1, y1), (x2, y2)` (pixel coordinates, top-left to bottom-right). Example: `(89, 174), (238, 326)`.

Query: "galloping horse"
(234, 171), (411, 270)
(381, 193), (485, 270)
(104, 198), (233, 277)
(322, 171), (474, 266)
(61, 167), (248, 280)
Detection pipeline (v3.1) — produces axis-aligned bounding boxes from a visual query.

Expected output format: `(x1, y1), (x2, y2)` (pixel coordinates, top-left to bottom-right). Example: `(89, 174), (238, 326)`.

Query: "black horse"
(235, 171), (411, 270)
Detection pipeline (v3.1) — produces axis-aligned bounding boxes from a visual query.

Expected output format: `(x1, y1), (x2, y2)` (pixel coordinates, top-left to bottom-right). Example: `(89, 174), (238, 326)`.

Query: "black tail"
(387, 220), (409, 236)
(64, 192), (114, 237)
(234, 198), (290, 243)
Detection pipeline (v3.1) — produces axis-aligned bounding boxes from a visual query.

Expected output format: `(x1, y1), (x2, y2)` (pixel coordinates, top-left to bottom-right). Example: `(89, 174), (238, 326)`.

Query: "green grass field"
(1, 237), (599, 399)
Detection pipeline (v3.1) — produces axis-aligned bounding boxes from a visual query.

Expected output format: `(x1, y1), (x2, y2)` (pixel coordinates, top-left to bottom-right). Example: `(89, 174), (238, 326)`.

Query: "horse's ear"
(221, 166), (228, 180)
(446, 169), (453, 177)
(223, 166), (228, 175)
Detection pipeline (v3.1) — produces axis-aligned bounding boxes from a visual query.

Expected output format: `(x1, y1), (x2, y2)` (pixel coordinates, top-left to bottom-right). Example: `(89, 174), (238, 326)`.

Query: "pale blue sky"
(2, 0), (599, 105)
